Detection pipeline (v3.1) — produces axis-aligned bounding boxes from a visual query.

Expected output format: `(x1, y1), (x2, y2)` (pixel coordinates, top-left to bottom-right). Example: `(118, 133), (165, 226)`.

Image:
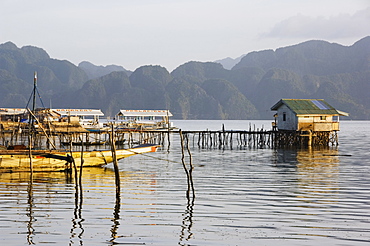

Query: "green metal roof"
(271, 99), (349, 116)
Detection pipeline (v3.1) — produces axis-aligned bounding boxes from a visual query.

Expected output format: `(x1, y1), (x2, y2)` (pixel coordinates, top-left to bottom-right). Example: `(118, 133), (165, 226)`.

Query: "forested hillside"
(0, 37), (369, 119)
(0, 42), (87, 108)
(232, 37), (370, 119)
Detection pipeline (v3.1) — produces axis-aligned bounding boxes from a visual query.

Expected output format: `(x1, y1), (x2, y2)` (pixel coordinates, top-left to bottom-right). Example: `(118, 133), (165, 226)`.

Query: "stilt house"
(270, 99), (349, 147)
(271, 99), (349, 131)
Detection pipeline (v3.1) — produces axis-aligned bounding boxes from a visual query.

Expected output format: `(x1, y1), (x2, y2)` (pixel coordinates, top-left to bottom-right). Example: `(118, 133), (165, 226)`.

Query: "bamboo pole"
(185, 132), (195, 199)
(110, 124), (120, 194)
(79, 136), (84, 189)
(27, 109), (57, 150)
(179, 130), (195, 199)
(28, 133), (33, 173)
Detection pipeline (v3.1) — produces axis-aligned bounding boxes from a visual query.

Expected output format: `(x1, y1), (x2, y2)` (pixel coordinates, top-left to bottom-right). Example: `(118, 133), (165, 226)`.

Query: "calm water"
(1, 120), (370, 245)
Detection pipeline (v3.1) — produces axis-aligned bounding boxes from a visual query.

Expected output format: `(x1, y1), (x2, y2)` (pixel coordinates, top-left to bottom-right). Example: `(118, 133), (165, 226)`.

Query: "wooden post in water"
(222, 124), (226, 147)
(230, 132), (233, 150)
(179, 130), (195, 199)
(28, 133), (33, 173)
(167, 122), (171, 152)
(110, 124), (120, 193)
(185, 132), (195, 199)
(308, 130), (313, 147)
(79, 135), (84, 189)
(69, 141), (78, 181)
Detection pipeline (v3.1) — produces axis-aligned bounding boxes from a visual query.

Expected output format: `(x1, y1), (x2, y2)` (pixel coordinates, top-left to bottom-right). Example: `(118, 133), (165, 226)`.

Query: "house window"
(283, 112), (286, 121)
(320, 116), (326, 120)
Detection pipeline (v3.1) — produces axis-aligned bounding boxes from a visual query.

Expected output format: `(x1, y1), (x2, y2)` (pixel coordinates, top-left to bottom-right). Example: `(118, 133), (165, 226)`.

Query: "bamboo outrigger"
(0, 144), (158, 172)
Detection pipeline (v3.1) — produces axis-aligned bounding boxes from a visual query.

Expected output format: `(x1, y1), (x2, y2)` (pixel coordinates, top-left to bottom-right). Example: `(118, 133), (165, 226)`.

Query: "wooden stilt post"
(167, 124), (171, 152)
(308, 130), (312, 147)
(110, 124), (120, 194)
(79, 136), (84, 189)
(222, 124), (226, 147)
(179, 130), (195, 199)
(28, 133), (33, 174)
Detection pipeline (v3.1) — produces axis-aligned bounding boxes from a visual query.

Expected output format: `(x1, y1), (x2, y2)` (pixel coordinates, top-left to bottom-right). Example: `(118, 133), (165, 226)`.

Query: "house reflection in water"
(274, 147), (340, 200)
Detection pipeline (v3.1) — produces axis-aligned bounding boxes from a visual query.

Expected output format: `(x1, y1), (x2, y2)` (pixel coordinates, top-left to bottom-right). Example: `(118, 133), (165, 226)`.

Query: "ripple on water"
(1, 121), (370, 245)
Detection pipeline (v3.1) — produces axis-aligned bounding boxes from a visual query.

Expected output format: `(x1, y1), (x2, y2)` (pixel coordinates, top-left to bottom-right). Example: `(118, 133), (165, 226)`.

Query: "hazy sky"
(1, 0), (370, 71)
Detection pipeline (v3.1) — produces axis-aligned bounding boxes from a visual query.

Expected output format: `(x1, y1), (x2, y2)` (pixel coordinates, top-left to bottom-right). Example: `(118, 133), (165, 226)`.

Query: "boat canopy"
(117, 109), (173, 117)
(53, 109), (104, 117)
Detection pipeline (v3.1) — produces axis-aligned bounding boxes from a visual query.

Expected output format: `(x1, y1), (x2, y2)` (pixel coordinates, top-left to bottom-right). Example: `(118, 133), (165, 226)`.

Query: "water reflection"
(1, 120), (369, 245)
(70, 172), (84, 245)
(275, 147), (339, 176)
(0, 168), (121, 245)
(109, 189), (121, 244)
(179, 130), (195, 245)
(0, 167), (126, 185)
(27, 172), (35, 245)
(179, 183), (195, 245)
(274, 147), (340, 201)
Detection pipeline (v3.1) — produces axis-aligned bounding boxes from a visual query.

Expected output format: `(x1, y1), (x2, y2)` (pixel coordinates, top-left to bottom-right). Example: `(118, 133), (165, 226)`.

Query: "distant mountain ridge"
(233, 39), (369, 75)
(0, 41), (87, 108)
(0, 37), (369, 119)
(78, 61), (132, 80)
(231, 37), (370, 119)
(215, 55), (245, 70)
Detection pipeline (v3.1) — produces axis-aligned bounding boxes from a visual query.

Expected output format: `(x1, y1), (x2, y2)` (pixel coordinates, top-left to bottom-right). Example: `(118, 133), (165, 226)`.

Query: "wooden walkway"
(178, 129), (273, 149)
(0, 124), (338, 151)
(135, 128), (338, 149)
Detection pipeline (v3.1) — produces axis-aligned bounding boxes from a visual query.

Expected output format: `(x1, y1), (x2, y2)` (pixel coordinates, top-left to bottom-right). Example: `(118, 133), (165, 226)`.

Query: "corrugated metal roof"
(0, 108), (27, 115)
(53, 109), (104, 116)
(271, 99), (349, 116)
(117, 109), (173, 117)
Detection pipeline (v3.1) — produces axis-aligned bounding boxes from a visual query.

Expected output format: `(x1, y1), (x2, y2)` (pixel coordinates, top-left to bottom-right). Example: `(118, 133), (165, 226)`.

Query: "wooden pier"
(0, 121), (339, 151)
(179, 129), (273, 149)
(178, 129), (338, 149)
(0, 126), (339, 152)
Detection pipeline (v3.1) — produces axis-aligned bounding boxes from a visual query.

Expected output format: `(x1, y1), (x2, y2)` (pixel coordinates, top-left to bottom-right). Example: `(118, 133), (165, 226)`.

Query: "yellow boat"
(0, 144), (158, 172)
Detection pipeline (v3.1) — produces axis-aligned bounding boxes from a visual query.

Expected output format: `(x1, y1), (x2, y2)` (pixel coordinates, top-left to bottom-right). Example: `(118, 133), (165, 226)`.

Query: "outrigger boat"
(0, 144), (158, 172)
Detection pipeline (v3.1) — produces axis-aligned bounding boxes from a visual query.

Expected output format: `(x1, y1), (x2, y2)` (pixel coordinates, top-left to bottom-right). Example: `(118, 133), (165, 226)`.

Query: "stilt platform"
(0, 122), (339, 151)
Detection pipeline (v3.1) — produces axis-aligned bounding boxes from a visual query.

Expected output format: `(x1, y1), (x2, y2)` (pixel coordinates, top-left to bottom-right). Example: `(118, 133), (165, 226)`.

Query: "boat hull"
(0, 144), (158, 172)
